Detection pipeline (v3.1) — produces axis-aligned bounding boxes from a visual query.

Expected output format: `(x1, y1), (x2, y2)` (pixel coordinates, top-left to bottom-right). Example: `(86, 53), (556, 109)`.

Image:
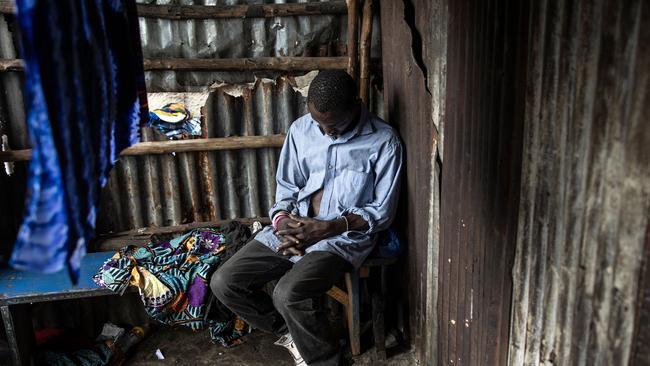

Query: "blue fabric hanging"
(10, 0), (147, 283)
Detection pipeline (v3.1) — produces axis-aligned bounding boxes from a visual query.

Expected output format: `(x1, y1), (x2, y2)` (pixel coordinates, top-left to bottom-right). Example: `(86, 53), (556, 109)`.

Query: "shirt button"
(328, 165), (333, 170)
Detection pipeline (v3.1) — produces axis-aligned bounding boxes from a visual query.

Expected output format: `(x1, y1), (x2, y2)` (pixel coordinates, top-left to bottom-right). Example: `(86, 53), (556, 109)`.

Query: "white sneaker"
(274, 333), (307, 366)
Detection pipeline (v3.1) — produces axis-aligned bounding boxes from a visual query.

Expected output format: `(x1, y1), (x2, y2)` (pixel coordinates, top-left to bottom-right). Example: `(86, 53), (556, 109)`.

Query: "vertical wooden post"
(345, 271), (361, 356)
(198, 105), (219, 221)
(346, 0), (359, 83)
(359, 0), (373, 105)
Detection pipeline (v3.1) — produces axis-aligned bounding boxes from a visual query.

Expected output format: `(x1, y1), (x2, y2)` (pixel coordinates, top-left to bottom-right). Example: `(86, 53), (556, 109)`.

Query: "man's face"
(308, 101), (360, 137)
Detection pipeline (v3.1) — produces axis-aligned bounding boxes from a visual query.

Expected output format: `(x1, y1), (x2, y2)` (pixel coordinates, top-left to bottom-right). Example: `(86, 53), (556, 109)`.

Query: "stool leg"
(372, 265), (388, 360)
(345, 271), (361, 356)
(372, 293), (386, 360)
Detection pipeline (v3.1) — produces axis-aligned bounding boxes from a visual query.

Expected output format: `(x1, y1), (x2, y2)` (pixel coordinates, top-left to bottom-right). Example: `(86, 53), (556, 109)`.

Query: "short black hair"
(307, 70), (358, 113)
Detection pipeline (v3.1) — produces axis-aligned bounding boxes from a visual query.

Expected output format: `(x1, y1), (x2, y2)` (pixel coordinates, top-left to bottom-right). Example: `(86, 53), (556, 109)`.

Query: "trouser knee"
(273, 279), (307, 315)
(272, 281), (290, 313)
(210, 268), (234, 303)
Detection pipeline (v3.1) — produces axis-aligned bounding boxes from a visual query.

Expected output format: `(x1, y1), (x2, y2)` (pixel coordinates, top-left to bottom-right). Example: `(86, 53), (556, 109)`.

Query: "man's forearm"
(324, 214), (370, 237)
(345, 214), (370, 232)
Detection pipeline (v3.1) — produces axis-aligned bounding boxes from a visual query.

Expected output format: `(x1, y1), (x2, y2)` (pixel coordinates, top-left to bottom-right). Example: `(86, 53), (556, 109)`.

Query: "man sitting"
(210, 70), (403, 366)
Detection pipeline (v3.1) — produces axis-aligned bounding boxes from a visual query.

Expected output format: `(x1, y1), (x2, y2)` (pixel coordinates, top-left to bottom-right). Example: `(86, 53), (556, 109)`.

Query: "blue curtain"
(10, 0), (147, 283)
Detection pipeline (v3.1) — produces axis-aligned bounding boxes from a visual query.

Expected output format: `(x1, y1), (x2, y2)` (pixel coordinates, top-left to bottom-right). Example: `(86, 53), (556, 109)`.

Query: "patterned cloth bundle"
(93, 228), (248, 347)
(148, 103), (201, 139)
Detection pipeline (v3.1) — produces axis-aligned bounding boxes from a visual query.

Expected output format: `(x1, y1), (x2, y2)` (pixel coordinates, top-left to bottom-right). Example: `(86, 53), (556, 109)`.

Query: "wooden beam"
(136, 2), (347, 19)
(326, 286), (349, 306)
(0, 58), (22, 71)
(0, 57), (348, 72)
(0, 1), (12, 14)
(0, 149), (30, 162)
(0, 134), (286, 162)
(120, 134), (285, 156)
(94, 217), (271, 251)
(0, 1), (347, 18)
(143, 57), (348, 71)
(358, 0), (373, 105)
(346, 0), (359, 82)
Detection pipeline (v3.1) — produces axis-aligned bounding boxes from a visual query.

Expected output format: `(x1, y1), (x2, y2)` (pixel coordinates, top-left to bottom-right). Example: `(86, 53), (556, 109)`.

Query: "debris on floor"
(154, 349), (165, 360)
(96, 322), (125, 342)
(123, 326), (415, 366)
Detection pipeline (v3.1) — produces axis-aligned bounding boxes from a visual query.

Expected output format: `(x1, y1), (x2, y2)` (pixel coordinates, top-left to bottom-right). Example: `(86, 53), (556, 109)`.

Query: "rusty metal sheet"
(437, 0), (528, 365)
(140, 127), (164, 227)
(137, 0), (349, 92)
(632, 222), (650, 365)
(0, 0), (386, 343)
(198, 106), (219, 222)
(94, 77), (382, 232)
(380, 0), (440, 363)
(509, 1), (650, 365)
(0, 0), (383, 237)
(117, 157), (144, 229)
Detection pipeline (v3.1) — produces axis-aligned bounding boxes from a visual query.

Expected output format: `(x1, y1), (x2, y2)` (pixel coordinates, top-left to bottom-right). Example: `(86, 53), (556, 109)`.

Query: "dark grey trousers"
(210, 240), (351, 366)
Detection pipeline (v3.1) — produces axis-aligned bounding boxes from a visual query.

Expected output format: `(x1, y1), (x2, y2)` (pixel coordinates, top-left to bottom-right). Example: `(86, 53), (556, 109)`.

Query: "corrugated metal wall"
(96, 78), (308, 235)
(632, 230), (650, 365)
(91, 1), (349, 236)
(438, 0), (528, 364)
(508, 0), (650, 365)
(0, 1), (385, 248)
(0, 0), (385, 343)
(380, 0), (445, 364)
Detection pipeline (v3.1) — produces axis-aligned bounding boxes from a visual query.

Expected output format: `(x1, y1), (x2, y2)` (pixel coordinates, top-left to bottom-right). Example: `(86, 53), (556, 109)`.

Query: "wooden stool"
(326, 256), (397, 359)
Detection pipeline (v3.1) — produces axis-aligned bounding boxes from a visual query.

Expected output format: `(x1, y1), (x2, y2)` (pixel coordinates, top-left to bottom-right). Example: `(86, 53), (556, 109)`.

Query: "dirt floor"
(125, 326), (415, 365)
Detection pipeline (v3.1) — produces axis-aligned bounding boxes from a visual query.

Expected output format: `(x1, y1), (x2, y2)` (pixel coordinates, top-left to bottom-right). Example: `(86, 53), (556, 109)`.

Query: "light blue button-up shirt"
(254, 106), (403, 268)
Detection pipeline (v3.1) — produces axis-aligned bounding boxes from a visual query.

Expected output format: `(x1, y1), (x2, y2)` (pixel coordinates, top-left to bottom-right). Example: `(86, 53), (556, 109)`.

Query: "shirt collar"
(309, 104), (374, 141)
(356, 105), (374, 136)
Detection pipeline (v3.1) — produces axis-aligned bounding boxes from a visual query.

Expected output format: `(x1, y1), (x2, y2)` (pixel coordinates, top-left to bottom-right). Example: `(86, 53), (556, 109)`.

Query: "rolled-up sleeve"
(343, 137), (403, 235)
(269, 126), (306, 218)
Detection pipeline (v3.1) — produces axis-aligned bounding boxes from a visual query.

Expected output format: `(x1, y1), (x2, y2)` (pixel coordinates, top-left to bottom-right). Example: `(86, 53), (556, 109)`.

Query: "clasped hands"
(273, 214), (345, 256)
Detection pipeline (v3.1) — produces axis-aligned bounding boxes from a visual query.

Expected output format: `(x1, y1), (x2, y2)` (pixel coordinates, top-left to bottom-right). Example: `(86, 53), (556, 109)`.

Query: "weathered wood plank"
(346, 0), (359, 81)
(325, 286), (348, 306)
(143, 57), (348, 71)
(358, 0), (373, 105)
(0, 58), (22, 71)
(0, 0), (12, 14)
(0, 135), (286, 162)
(94, 217), (270, 251)
(0, 1), (347, 18)
(0, 57), (348, 72)
(0, 148), (30, 162)
(120, 134), (285, 156)
(136, 2), (347, 19)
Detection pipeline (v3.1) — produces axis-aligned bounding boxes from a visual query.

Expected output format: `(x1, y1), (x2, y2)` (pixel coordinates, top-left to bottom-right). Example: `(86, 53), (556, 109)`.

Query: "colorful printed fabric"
(149, 103), (201, 139)
(10, 0), (147, 283)
(93, 228), (249, 347)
